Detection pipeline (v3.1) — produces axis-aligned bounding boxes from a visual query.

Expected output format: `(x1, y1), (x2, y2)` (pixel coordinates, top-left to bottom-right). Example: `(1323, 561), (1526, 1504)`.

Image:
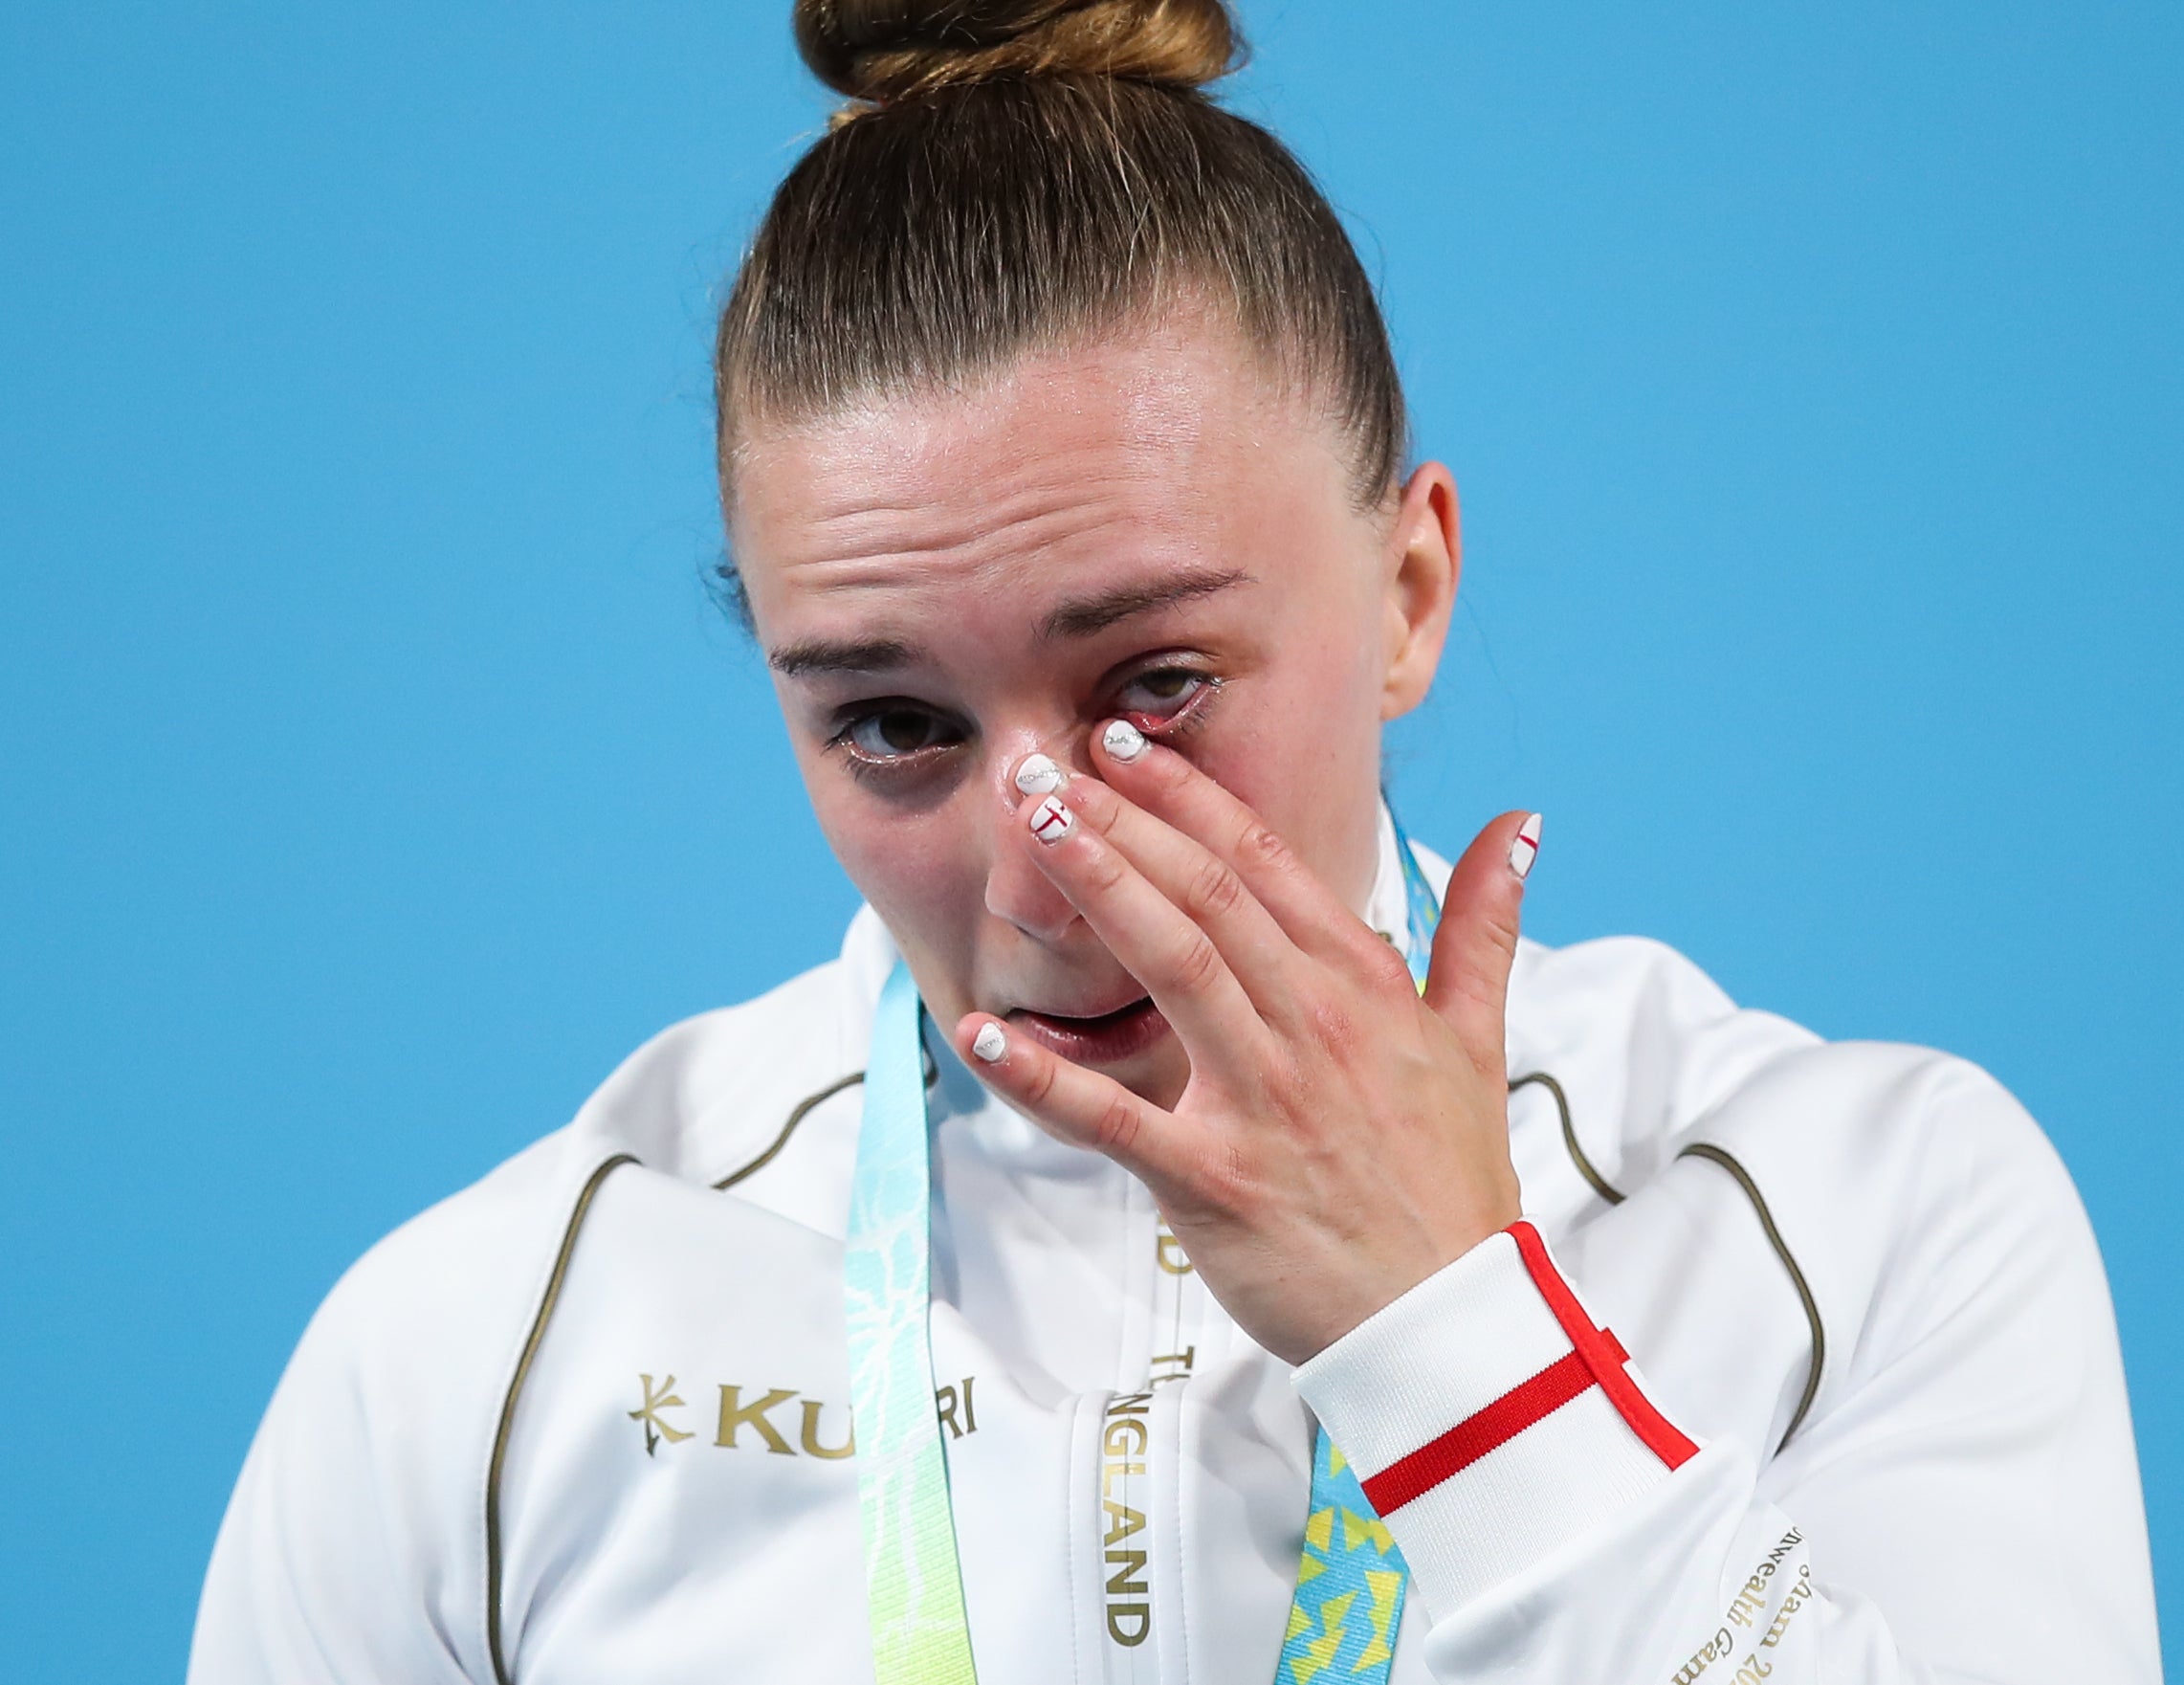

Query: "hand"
(952, 727), (1535, 1366)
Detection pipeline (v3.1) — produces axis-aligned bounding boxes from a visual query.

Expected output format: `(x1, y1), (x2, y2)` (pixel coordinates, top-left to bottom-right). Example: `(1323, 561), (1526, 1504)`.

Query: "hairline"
(718, 285), (1401, 518)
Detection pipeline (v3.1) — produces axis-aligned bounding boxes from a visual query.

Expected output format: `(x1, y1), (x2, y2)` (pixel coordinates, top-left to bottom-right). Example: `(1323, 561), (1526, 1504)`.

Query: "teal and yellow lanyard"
(845, 819), (1439, 1684)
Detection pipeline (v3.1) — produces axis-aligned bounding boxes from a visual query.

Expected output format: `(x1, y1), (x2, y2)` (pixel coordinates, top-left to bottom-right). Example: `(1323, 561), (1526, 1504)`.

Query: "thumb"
(1420, 810), (1541, 1064)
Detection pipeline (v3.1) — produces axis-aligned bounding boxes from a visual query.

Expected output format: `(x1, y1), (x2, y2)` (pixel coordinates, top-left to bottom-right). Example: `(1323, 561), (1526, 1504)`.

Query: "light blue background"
(3, 2), (2176, 1673)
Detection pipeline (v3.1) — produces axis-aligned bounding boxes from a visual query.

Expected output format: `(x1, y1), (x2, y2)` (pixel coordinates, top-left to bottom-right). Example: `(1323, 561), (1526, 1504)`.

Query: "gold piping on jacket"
(1678, 1141), (1828, 1451)
(714, 1045), (939, 1192)
(485, 1064), (893, 1679)
(485, 1152), (638, 1685)
(1513, 1071), (1827, 1452)
(714, 1071), (867, 1190)
(1511, 1070), (1625, 1206)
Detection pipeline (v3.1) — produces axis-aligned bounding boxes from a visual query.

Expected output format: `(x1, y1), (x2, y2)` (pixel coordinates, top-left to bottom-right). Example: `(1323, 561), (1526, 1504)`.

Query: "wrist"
(1293, 1221), (1700, 1613)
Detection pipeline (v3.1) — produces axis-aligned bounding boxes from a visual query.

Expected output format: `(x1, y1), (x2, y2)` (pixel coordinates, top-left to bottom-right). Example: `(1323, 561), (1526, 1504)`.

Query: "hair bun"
(794, 0), (1240, 104)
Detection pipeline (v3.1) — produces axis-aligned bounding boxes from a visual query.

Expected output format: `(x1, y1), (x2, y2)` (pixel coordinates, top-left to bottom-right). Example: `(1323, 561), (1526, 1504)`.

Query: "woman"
(189, 2), (2156, 1680)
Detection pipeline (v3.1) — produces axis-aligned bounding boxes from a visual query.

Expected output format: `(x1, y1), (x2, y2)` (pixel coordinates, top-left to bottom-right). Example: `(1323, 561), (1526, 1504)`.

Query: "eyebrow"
(764, 566), (1254, 677)
(767, 635), (916, 677)
(1037, 566), (1254, 641)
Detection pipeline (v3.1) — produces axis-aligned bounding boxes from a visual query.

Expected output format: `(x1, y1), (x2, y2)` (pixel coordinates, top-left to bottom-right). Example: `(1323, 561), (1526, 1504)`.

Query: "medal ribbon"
(846, 961), (980, 1683)
(846, 818), (1440, 1684)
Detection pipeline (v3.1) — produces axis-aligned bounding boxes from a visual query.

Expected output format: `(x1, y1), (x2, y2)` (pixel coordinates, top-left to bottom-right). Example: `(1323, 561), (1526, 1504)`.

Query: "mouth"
(1007, 995), (1171, 1065)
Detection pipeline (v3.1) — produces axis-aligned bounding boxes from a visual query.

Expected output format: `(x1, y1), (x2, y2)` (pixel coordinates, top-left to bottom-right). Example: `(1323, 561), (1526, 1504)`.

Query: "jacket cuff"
(1293, 1221), (1700, 1613)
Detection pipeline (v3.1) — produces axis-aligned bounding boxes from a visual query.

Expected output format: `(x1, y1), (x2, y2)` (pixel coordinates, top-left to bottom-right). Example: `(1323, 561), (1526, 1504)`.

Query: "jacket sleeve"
(1294, 1062), (2158, 1683)
(187, 1272), (482, 1685)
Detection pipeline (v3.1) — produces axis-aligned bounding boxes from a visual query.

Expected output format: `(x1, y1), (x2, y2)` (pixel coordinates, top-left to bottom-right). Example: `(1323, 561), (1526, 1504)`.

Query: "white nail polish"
(972, 1022), (1007, 1063)
(1028, 794), (1075, 844)
(1013, 753), (1065, 796)
(1510, 812), (1543, 880)
(1101, 720), (1147, 763)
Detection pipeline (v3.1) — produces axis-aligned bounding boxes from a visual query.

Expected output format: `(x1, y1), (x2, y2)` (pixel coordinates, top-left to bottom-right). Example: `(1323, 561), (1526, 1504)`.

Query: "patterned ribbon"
(846, 816), (1441, 1685)
(846, 962), (980, 1683)
(1277, 1431), (1409, 1681)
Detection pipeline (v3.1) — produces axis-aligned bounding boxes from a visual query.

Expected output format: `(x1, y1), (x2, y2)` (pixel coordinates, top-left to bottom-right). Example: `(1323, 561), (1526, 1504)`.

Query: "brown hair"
(715, 0), (1407, 610)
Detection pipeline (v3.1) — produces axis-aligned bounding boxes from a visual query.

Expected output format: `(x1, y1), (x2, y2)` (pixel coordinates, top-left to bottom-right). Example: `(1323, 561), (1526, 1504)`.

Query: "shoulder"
(271, 933), (878, 1444)
(1512, 933), (2108, 1446)
(207, 939), (878, 1651)
(197, 1123), (597, 1676)
(560, 943), (871, 1186)
(1509, 932), (2071, 1213)
(1506, 933), (1817, 1200)
(315, 933), (873, 1364)
(1501, 934), (2121, 1486)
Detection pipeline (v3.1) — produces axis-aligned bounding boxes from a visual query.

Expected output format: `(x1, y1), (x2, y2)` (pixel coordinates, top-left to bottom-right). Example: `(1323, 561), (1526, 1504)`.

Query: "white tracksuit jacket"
(189, 821), (2159, 1683)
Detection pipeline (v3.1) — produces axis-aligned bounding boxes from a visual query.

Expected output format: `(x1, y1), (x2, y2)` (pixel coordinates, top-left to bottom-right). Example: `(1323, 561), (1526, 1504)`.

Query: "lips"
(1006, 995), (1172, 1065)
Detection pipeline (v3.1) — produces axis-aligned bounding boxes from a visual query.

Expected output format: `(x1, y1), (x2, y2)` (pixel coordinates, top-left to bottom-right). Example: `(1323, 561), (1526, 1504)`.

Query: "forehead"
(727, 319), (1359, 625)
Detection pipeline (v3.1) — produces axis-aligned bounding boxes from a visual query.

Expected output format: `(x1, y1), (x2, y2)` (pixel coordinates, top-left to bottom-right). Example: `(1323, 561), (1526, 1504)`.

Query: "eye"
(836, 703), (963, 765)
(1116, 665), (1211, 721)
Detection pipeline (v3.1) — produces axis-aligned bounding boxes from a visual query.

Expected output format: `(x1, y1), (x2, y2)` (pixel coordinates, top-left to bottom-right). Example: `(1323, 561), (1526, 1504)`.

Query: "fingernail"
(1028, 794), (1076, 845)
(1509, 812), (1543, 880)
(1101, 720), (1147, 763)
(971, 1022), (1007, 1063)
(1013, 753), (1065, 796)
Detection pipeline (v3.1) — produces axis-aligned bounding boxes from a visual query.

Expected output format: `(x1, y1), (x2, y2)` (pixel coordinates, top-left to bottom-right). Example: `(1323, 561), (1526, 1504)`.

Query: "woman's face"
(730, 315), (1458, 1107)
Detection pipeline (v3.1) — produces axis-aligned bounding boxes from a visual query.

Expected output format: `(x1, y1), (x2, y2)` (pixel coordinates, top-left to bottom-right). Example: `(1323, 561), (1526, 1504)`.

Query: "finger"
(1092, 721), (1400, 979)
(1421, 809), (1539, 1064)
(1036, 768), (1301, 1016)
(1014, 787), (1273, 1073)
(954, 1012), (1198, 1186)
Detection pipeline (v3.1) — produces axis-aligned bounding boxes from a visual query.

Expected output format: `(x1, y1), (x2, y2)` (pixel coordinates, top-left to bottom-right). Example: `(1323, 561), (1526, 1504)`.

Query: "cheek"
(1178, 632), (1385, 895)
(803, 778), (987, 961)
(1203, 632), (1380, 790)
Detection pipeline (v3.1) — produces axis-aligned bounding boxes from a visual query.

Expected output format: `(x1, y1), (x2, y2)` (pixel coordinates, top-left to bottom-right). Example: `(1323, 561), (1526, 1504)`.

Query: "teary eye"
(1118, 667), (1207, 718)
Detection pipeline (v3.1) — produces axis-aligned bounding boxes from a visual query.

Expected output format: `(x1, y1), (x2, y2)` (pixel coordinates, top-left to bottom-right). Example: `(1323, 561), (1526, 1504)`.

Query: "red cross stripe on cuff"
(1359, 1221), (1699, 1516)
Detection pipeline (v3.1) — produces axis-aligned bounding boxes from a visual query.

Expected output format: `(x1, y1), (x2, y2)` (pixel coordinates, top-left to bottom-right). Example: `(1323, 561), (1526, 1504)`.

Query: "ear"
(1379, 461), (1461, 721)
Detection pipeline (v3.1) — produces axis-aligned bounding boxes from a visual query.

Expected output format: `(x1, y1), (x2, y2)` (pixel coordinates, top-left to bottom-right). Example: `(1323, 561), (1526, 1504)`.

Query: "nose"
(982, 734), (1083, 942)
